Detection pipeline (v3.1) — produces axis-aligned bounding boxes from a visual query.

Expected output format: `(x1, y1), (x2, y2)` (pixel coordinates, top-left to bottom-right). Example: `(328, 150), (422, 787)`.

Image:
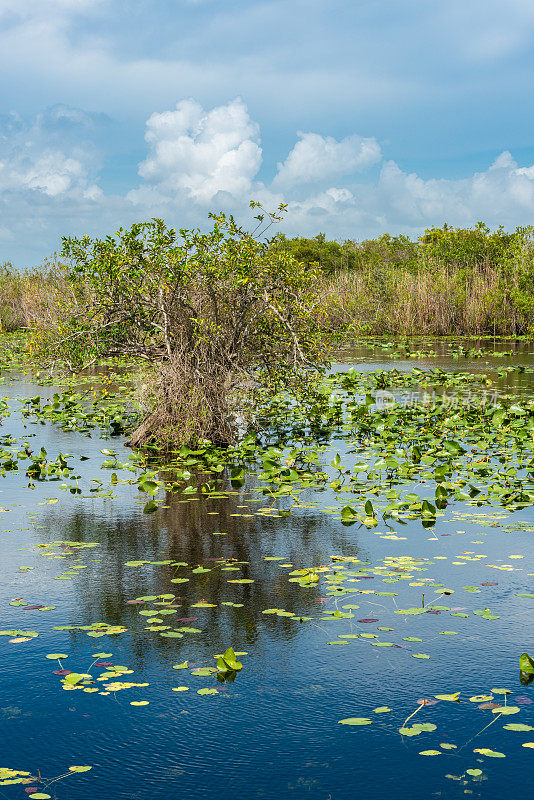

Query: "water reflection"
(35, 478), (371, 672)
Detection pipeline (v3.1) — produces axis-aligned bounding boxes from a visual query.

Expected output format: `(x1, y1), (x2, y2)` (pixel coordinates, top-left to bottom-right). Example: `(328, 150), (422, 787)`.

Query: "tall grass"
(0, 261), (72, 333)
(316, 260), (533, 336)
(3, 219), (534, 342)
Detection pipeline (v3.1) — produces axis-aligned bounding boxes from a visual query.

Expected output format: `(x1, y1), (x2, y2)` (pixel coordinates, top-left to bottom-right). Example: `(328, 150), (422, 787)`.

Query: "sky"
(2, 0), (534, 264)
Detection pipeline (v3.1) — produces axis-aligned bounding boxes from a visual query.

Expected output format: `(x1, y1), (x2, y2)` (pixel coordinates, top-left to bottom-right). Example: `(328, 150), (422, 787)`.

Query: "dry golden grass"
(0, 261), (73, 333)
(316, 261), (532, 335)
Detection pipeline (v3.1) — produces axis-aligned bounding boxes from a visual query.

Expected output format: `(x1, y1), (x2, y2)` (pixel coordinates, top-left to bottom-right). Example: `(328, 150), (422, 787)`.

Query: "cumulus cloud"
(134, 98), (262, 204)
(5, 97), (534, 266)
(0, 105), (103, 199)
(273, 132), (381, 190)
(372, 151), (534, 228)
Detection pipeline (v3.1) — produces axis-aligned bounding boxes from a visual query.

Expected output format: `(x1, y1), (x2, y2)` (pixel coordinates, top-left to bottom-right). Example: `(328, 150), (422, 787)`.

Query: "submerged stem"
(401, 702), (424, 729)
(461, 712), (502, 750)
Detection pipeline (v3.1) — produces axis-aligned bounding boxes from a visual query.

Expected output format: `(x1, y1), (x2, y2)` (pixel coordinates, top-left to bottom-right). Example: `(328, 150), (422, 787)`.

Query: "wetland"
(2, 336), (534, 800)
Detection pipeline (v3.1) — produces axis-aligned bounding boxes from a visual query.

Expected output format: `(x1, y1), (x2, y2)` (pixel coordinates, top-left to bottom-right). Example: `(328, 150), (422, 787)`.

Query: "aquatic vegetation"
(2, 336), (534, 798)
(0, 764), (92, 797)
(215, 647), (243, 680)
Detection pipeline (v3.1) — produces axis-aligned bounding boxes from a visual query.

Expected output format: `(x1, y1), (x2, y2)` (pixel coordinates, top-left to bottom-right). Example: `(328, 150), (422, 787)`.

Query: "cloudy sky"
(2, 0), (534, 264)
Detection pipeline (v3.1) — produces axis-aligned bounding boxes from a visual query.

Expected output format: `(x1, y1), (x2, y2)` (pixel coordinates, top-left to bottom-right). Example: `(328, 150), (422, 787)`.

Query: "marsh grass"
(0, 261), (73, 333)
(316, 260), (534, 336)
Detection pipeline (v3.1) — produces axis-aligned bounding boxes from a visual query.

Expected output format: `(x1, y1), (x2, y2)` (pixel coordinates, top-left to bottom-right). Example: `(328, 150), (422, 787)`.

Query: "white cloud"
(372, 152), (534, 228)
(4, 98), (534, 265)
(0, 106), (102, 199)
(274, 132), (381, 189)
(135, 98), (262, 203)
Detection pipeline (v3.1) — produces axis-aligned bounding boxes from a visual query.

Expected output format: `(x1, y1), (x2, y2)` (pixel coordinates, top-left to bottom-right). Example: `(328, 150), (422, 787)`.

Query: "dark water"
(1, 342), (534, 800)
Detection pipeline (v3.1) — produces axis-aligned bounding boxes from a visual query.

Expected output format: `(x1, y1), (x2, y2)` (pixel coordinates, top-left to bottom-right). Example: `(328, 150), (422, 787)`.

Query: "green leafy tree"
(48, 204), (327, 447)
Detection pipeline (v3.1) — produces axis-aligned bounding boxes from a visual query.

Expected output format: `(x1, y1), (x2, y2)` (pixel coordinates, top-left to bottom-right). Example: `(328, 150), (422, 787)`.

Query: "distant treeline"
(2, 222), (534, 337)
(275, 223), (534, 335)
(275, 222), (531, 274)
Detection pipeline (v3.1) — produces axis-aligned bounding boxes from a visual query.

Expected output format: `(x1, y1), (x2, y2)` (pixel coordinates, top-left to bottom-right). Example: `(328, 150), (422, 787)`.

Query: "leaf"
(419, 750), (441, 756)
(435, 693), (460, 702)
(191, 667), (217, 676)
(340, 505), (358, 522)
(520, 653), (534, 674)
(395, 608), (425, 615)
(466, 769), (482, 776)
(494, 706), (520, 715)
(68, 766), (92, 773)
(45, 653), (68, 660)
(197, 688), (218, 695)
(473, 748), (505, 758)
(338, 717), (372, 725)
(130, 701), (149, 706)
(373, 706), (391, 713)
(412, 653), (430, 659)
(63, 673), (90, 685)
(503, 723), (534, 731)
(364, 500), (375, 517)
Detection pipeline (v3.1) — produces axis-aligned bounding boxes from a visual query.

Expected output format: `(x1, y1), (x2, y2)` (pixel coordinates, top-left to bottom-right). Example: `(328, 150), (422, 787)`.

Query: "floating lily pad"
(473, 748), (505, 758)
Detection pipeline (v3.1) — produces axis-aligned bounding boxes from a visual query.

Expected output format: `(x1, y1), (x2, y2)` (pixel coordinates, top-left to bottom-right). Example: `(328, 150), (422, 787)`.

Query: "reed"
(0, 261), (72, 333)
(315, 260), (533, 336)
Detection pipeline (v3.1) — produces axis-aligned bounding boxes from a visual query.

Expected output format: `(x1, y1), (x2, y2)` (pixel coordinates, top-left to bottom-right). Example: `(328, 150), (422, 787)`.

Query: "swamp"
(2, 325), (534, 800)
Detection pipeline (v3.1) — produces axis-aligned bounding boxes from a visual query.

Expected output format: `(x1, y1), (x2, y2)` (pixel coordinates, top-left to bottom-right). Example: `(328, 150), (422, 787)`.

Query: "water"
(1, 342), (534, 800)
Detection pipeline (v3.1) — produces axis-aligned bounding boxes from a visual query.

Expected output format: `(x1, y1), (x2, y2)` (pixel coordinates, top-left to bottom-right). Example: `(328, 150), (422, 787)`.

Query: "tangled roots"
(128, 352), (235, 451)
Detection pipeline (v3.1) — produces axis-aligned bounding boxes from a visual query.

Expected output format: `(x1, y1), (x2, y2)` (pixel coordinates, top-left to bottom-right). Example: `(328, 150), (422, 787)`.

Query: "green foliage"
(419, 221), (514, 268)
(36, 205), (329, 448)
(273, 232), (357, 273)
(519, 652), (534, 674)
(56, 207), (324, 371)
(216, 647), (243, 679)
(281, 222), (532, 276)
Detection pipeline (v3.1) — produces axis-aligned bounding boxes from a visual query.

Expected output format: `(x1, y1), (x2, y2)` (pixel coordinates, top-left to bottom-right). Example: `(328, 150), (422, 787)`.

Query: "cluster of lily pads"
(0, 764), (92, 799)
(3, 336), (534, 797)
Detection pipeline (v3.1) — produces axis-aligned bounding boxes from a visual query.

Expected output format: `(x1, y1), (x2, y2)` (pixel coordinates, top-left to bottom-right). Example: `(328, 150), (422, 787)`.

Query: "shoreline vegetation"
(2, 220), (534, 338)
(1, 209), (534, 450)
(3, 221), (534, 796)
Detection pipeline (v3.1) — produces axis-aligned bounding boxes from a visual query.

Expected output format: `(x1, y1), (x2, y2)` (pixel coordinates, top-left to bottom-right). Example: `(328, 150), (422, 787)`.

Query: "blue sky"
(2, 0), (534, 264)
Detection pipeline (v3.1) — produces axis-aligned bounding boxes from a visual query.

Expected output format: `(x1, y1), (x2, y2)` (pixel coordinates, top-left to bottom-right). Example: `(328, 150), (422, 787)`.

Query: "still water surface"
(1, 341), (534, 800)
